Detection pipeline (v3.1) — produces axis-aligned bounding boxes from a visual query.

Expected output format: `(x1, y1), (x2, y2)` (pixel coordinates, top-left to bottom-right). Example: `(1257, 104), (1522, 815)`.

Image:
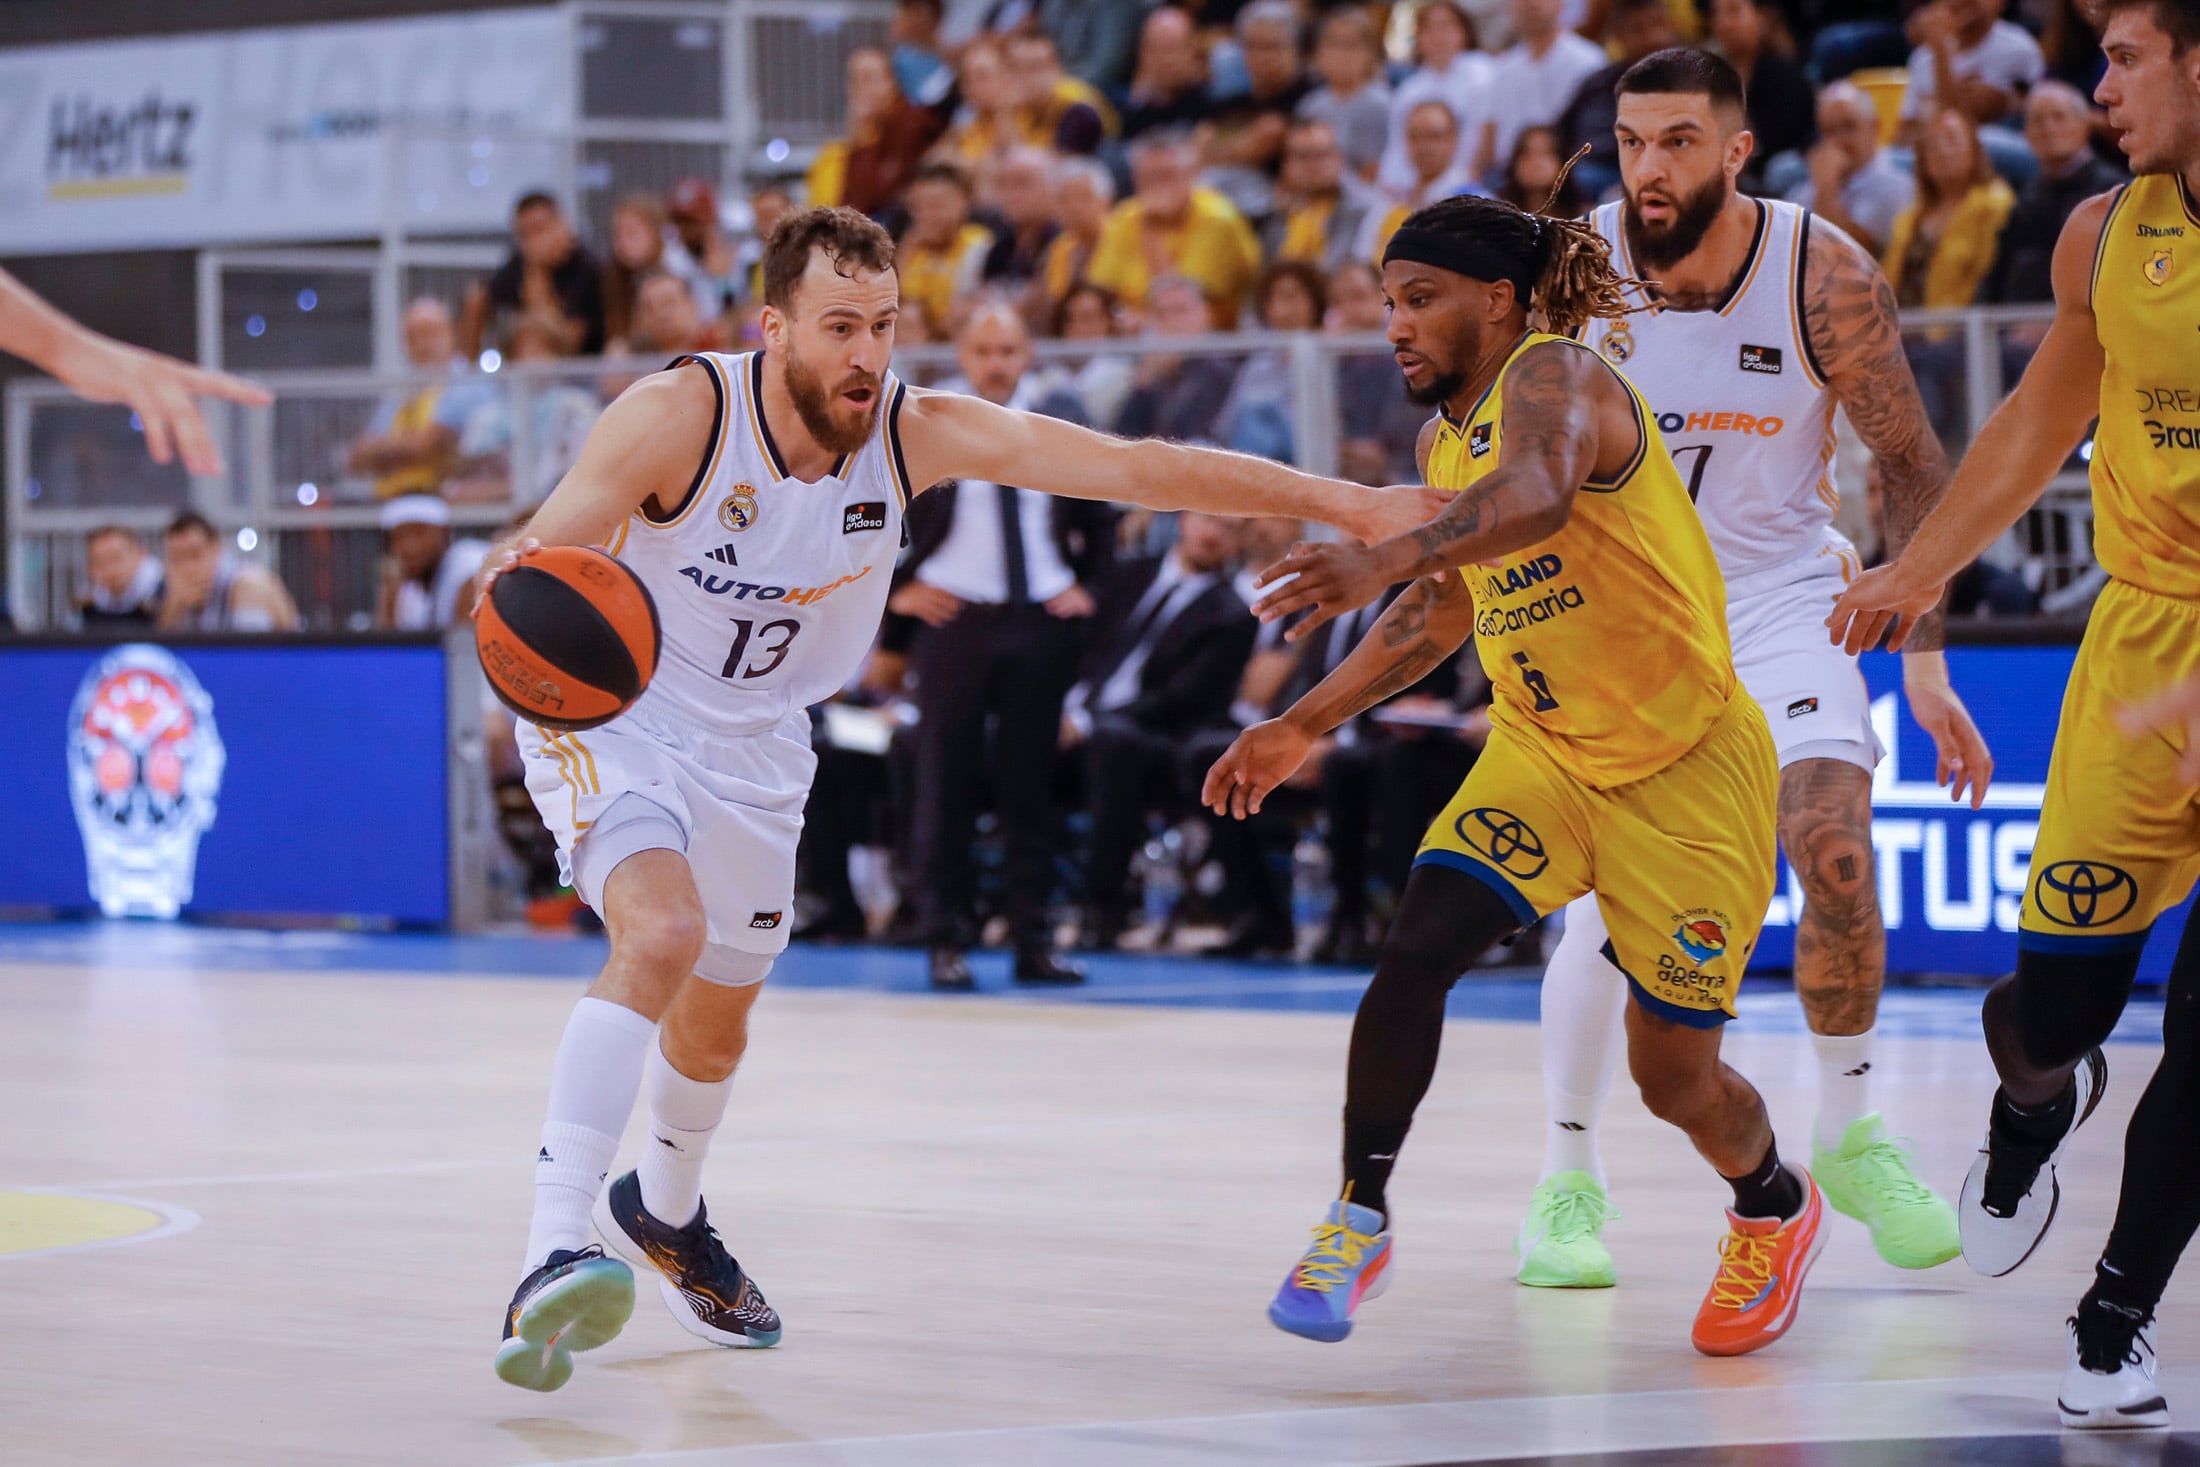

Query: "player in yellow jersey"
(1830, 0), (2200, 1428)
(1204, 192), (1818, 1358)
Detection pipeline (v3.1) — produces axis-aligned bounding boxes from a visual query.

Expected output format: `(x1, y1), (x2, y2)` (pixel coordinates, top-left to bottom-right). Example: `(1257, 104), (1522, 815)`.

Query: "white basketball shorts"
(518, 702), (815, 967)
(1725, 550), (1884, 774)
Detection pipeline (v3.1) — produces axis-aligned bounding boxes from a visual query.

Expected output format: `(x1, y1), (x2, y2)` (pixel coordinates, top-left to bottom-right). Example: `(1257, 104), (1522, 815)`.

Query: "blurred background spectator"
(630, 270), (730, 358)
(1789, 80), (1914, 259)
(899, 161), (995, 338)
(1377, 1), (1494, 202)
(157, 511), (299, 632)
(461, 192), (604, 361)
(1498, 125), (1588, 214)
(1558, 0), (1682, 200)
(891, 302), (1109, 990)
(1036, 281), (1135, 429)
(1261, 119), (1383, 270)
(1982, 81), (2124, 305)
(1007, 28), (1116, 156)
(77, 526), (162, 630)
(664, 179), (745, 327)
(347, 298), (482, 502)
(1298, 7), (1394, 182)
(602, 194), (677, 352)
(1065, 510), (1256, 951)
(983, 148), (1064, 292)
(809, 47), (948, 218)
(1036, 158), (1115, 317)
(1117, 274), (1240, 444)
(1221, 260), (1326, 463)
(1887, 108), (2016, 435)
(1900, 0), (2043, 147)
(1708, 0), (1819, 195)
(890, 0), (955, 109)
(1090, 133), (1261, 324)
(1120, 7), (1213, 140)
(374, 495), (491, 632)
(1200, 2), (1314, 219)
(1487, 0), (1608, 184)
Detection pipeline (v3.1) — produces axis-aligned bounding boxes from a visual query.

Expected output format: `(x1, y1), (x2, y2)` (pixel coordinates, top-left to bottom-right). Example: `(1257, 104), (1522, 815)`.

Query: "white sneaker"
(1959, 1048), (2107, 1277)
(2059, 1300), (2169, 1430)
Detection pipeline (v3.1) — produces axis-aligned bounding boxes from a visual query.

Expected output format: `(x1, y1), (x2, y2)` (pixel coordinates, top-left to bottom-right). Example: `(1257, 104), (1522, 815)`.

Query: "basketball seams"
(477, 548), (662, 730)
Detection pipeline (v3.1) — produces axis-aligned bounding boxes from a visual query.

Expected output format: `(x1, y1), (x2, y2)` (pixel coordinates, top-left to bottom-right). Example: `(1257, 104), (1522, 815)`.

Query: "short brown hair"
(2088, 0), (2200, 49)
(761, 206), (896, 311)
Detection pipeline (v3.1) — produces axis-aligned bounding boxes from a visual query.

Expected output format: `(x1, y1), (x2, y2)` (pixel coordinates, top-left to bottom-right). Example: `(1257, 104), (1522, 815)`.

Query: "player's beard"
(1403, 364), (1469, 407)
(1624, 171), (1728, 274)
(783, 350), (883, 457)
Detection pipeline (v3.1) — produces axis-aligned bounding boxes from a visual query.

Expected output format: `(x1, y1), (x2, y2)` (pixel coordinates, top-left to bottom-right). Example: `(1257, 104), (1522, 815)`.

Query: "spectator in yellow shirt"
(1036, 157), (1116, 311)
(1260, 119), (1382, 272)
(899, 162), (995, 338)
(1007, 29), (1117, 154)
(1087, 133), (1262, 327)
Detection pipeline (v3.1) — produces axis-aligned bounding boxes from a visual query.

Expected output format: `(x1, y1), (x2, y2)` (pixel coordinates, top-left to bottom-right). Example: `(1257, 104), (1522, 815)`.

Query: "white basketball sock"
(1812, 1027), (1875, 1152)
(525, 996), (657, 1270)
(637, 1039), (737, 1229)
(1539, 898), (1629, 1187)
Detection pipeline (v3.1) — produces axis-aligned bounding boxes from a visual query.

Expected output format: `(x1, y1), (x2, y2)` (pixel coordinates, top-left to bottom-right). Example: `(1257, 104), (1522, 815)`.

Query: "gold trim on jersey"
(1717, 202), (1773, 317)
(601, 520), (631, 557)
(744, 351), (853, 483)
(639, 353), (730, 530)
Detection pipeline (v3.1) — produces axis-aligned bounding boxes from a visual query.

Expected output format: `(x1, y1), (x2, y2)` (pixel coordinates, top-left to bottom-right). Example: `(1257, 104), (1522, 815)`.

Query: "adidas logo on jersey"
(1739, 344), (1783, 375)
(705, 544), (740, 566)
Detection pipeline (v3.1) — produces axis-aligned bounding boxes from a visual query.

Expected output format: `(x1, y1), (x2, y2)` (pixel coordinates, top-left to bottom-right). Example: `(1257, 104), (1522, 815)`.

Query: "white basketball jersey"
(1578, 199), (1852, 583)
(603, 351), (909, 735)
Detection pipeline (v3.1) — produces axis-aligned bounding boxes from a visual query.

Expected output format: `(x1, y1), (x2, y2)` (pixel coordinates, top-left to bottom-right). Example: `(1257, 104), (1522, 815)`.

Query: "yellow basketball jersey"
(1425, 332), (1739, 789)
(2090, 176), (2200, 601)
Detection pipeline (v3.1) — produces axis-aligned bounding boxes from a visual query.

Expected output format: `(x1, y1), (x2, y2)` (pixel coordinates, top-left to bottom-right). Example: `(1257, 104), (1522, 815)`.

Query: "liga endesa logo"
(65, 645), (226, 920)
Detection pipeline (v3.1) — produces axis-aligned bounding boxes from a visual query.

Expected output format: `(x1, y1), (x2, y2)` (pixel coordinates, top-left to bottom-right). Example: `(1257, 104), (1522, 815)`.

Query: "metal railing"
(5, 306), (2092, 630)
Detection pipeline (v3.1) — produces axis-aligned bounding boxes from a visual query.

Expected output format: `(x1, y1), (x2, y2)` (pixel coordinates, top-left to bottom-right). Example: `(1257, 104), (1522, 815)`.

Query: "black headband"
(1382, 219), (1544, 300)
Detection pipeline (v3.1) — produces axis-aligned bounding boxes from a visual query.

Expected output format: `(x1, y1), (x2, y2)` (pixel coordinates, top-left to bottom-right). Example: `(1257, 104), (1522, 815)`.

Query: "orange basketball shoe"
(1691, 1167), (1825, 1357)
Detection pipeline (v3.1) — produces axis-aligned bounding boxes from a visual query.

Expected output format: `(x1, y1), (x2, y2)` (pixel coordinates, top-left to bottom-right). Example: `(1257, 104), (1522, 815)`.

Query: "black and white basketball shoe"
(1959, 1048), (2107, 1277)
(2060, 1296), (2170, 1429)
(494, 1244), (635, 1392)
(592, 1170), (783, 1348)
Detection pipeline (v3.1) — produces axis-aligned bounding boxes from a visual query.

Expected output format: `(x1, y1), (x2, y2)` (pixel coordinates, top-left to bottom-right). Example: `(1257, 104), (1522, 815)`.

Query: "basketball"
(475, 546), (660, 731)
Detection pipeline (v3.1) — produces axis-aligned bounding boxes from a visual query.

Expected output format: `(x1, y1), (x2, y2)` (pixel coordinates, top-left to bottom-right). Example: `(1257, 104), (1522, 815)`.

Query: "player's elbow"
(1527, 482), (1575, 542)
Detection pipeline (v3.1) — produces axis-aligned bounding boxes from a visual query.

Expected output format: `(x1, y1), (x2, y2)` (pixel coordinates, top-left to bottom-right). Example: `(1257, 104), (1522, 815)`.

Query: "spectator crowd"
(57, 0), (2116, 970)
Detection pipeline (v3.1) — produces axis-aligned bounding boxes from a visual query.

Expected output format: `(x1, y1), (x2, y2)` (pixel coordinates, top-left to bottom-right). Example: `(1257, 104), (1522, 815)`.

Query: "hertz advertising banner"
(0, 9), (570, 254)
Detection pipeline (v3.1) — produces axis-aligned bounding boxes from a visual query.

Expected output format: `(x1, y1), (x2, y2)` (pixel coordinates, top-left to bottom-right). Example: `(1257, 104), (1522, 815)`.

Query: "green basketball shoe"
(1514, 1170), (1619, 1288)
(1813, 1114), (1960, 1269)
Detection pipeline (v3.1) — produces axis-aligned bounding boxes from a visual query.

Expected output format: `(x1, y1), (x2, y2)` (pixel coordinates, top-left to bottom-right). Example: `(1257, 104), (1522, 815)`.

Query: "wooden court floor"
(1, 935), (2195, 1467)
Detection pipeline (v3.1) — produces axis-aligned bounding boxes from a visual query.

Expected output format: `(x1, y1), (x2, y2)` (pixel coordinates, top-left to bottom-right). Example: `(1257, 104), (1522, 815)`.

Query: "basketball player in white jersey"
(1507, 49), (1998, 1288)
(482, 207), (1441, 1391)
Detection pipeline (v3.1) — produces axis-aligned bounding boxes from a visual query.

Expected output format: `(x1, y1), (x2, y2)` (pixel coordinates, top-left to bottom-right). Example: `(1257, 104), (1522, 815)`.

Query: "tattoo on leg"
(1779, 759), (1885, 1036)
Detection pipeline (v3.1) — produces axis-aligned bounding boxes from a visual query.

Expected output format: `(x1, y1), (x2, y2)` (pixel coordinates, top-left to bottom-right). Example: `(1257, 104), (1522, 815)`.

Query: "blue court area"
(0, 919), (2170, 1045)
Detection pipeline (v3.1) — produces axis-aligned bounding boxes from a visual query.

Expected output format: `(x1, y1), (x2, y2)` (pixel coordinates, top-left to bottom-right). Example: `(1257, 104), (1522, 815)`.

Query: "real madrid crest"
(719, 485), (760, 532)
(1601, 320), (1634, 363)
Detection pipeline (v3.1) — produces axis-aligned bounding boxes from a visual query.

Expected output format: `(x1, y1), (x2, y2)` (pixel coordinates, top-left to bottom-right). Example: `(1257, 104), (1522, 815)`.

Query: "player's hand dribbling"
(472, 537), (542, 617)
(2118, 673), (2200, 783)
(1826, 562), (1945, 655)
(1202, 718), (1315, 819)
(1903, 653), (1995, 807)
(1253, 542), (1396, 642)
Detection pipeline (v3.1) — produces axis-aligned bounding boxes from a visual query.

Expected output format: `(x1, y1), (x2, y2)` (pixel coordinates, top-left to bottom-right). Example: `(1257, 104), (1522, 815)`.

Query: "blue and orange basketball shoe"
(1269, 1196), (1392, 1342)
(1691, 1166), (1825, 1356)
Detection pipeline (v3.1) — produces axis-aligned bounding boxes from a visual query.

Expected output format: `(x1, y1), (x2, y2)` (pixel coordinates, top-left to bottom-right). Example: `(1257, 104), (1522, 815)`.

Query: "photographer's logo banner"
(66, 645), (225, 919)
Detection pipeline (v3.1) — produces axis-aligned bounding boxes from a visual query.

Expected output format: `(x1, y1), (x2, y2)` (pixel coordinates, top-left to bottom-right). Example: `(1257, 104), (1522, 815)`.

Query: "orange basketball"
(476, 546), (660, 731)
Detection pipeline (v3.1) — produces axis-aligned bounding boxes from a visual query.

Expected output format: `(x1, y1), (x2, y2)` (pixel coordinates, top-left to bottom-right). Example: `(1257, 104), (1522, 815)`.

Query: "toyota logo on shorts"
(2032, 860), (2140, 929)
(1455, 807), (1549, 880)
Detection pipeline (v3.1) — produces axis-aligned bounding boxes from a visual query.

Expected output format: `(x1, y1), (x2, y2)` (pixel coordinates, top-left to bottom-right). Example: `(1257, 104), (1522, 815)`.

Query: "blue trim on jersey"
(1411, 848), (1538, 927)
(640, 354), (725, 526)
(2018, 927), (2156, 956)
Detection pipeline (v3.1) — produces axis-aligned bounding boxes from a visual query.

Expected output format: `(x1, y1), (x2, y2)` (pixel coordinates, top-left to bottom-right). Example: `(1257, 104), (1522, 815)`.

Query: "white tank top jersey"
(1577, 198), (1857, 584)
(598, 351), (910, 736)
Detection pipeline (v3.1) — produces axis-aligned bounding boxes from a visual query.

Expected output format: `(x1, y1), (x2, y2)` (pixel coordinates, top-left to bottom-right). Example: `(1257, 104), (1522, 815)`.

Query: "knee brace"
(694, 945), (775, 989)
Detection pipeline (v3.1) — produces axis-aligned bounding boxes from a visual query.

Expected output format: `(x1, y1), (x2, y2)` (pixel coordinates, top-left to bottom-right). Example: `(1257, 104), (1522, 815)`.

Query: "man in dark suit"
(1066, 510), (1258, 949)
(888, 302), (1116, 990)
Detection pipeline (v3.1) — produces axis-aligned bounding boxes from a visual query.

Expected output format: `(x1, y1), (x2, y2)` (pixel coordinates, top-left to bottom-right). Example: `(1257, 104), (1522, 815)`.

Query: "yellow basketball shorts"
(1415, 694), (1779, 1026)
(2020, 578), (2200, 956)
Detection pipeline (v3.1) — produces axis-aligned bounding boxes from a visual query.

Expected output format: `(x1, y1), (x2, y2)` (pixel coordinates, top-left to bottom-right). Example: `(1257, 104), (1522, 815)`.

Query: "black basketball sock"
(1992, 1079), (2076, 1150)
(1342, 1119), (1409, 1221)
(1724, 1139), (1803, 1221)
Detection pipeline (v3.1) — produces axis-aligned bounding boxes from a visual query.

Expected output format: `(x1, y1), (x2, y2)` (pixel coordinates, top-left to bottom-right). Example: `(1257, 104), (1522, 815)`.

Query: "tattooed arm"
(1201, 575), (1479, 818)
(1805, 214), (1997, 806)
(1804, 216), (1955, 653)
(1250, 340), (1626, 638)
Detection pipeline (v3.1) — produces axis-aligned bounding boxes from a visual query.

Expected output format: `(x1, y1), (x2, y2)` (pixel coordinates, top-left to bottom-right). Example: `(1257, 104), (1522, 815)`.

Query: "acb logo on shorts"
(1454, 807), (1548, 880)
(2031, 860), (2140, 929)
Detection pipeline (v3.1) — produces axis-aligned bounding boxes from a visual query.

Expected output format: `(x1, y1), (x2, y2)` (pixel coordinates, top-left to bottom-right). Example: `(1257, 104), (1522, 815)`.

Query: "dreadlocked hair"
(1399, 150), (1645, 337)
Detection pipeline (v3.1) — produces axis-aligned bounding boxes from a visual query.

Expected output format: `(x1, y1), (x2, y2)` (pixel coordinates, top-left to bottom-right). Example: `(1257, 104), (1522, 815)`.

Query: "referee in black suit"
(888, 302), (1115, 991)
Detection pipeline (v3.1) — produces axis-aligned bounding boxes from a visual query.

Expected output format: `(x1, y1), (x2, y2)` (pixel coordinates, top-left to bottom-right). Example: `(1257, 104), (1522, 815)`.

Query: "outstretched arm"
(1202, 575), (1479, 818)
(1829, 191), (2113, 654)
(1246, 339), (1609, 639)
(1804, 216), (1994, 805)
(896, 387), (1450, 548)
(0, 268), (270, 475)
